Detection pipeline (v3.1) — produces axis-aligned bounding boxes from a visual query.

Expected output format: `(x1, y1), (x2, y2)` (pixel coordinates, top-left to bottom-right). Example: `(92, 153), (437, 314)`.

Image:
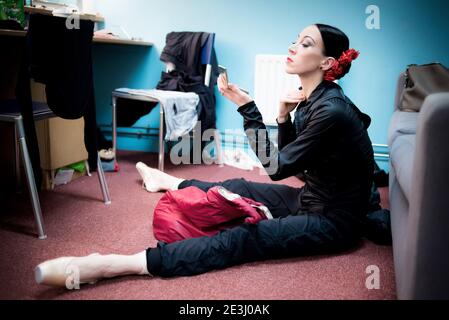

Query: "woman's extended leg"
(136, 162), (302, 218)
(35, 214), (358, 287)
(145, 214), (358, 277)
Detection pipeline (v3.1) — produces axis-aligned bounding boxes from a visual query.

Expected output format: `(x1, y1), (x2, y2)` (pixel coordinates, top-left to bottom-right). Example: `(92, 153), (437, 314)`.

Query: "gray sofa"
(389, 73), (449, 299)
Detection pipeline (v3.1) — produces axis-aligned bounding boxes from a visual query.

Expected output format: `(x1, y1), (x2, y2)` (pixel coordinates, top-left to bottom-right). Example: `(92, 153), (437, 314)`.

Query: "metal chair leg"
(158, 104), (165, 172)
(97, 152), (111, 205)
(16, 117), (47, 240)
(14, 125), (23, 193)
(112, 95), (117, 168)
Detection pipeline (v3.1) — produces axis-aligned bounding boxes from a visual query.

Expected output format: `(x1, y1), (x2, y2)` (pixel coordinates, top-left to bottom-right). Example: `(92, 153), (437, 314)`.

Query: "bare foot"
(136, 162), (184, 192)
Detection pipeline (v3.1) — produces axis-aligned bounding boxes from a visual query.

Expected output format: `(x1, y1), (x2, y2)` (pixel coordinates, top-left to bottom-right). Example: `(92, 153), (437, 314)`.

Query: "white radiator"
(254, 55), (301, 126)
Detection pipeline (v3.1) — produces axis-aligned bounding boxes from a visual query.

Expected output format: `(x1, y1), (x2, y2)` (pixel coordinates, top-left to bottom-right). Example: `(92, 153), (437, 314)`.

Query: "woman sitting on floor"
(34, 23), (375, 287)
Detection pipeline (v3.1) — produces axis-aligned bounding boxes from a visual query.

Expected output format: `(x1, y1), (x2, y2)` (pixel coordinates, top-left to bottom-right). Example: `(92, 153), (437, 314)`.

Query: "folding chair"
(0, 102), (111, 240)
(111, 33), (223, 172)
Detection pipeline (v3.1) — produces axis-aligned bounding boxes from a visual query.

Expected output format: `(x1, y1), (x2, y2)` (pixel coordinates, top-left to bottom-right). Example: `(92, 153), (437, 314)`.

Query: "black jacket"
(160, 32), (212, 77)
(158, 32), (218, 132)
(238, 80), (375, 224)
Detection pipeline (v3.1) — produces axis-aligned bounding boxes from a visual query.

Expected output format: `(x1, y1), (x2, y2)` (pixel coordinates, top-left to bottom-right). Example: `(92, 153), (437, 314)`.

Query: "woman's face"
(285, 25), (328, 76)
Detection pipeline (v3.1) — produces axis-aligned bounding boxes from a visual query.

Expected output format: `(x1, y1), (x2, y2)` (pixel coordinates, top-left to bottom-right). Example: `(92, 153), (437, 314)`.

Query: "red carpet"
(0, 151), (395, 300)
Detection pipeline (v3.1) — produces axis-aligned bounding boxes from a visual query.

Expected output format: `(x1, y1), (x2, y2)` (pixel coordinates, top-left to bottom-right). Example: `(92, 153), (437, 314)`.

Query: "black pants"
(146, 178), (359, 277)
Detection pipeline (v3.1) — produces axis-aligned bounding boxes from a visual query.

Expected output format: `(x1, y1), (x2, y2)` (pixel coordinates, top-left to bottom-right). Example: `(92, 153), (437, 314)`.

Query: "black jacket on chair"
(116, 32), (218, 133)
(160, 32), (218, 79)
(158, 32), (218, 133)
(20, 14), (99, 174)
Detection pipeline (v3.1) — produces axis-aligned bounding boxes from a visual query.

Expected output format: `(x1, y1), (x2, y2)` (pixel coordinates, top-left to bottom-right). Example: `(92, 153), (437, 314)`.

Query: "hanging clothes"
(23, 14), (99, 171)
(157, 31), (219, 133)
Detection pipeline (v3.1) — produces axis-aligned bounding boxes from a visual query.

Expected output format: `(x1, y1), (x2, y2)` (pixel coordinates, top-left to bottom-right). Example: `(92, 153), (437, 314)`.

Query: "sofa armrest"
(405, 92), (449, 299)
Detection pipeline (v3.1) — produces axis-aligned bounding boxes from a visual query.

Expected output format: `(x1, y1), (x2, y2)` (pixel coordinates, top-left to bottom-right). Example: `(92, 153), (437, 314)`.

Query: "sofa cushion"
(388, 110), (419, 147)
(390, 134), (415, 201)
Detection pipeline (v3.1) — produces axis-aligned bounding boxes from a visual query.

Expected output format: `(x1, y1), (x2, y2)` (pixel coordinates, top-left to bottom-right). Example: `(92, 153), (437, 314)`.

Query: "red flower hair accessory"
(324, 48), (360, 81)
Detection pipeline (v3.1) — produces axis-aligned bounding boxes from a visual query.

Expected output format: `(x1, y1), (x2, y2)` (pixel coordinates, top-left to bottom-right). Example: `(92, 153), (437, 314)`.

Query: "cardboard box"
(36, 115), (89, 190)
(35, 117), (88, 171)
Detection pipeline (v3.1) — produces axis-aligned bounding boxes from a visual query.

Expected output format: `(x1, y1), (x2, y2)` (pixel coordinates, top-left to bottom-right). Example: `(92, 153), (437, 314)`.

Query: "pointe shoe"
(136, 162), (159, 193)
(35, 253), (101, 288)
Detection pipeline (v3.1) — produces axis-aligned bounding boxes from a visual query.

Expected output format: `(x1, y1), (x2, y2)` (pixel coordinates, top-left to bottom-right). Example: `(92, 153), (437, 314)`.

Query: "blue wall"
(90, 0), (449, 171)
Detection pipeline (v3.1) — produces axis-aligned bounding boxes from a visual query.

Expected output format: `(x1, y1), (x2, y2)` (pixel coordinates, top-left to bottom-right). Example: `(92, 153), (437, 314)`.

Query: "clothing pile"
(153, 186), (273, 243)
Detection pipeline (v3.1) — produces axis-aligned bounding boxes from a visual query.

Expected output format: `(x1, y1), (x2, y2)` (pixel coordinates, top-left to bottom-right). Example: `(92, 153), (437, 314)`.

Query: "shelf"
(0, 29), (152, 47)
(93, 37), (152, 47)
